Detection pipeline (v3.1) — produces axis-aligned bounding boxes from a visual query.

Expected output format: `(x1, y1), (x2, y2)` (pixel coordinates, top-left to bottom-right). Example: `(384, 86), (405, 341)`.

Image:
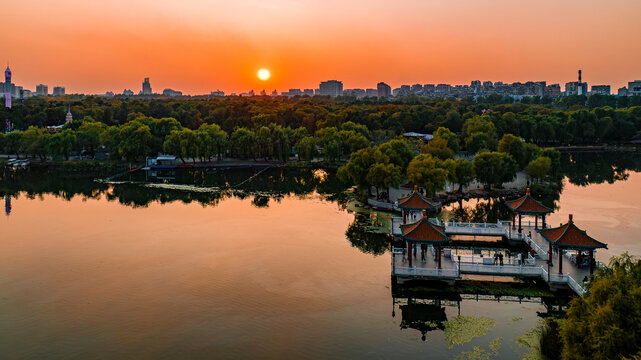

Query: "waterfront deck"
(391, 219), (594, 296)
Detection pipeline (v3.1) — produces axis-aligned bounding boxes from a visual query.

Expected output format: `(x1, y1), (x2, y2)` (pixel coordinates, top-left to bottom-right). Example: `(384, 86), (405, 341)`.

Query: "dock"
(390, 219), (593, 296)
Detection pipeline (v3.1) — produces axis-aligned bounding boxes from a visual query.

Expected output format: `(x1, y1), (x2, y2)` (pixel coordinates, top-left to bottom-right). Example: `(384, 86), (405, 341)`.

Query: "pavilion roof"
(506, 188), (553, 215)
(400, 215), (449, 243)
(398, 187), (438, 211)
(538, 214), (607, 250)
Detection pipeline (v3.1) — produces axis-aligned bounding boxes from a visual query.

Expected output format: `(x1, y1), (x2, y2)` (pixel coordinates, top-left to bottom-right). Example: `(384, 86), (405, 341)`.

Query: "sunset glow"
(258, 69), (271, 81)
(2, 0), (641, 94)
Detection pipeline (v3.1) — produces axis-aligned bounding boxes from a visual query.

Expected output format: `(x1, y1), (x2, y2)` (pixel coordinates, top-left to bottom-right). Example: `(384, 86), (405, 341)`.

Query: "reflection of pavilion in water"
(391, 282), (568, 341)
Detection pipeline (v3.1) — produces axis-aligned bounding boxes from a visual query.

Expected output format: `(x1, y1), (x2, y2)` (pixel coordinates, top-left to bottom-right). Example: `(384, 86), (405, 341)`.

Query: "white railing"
(393, 266), (459, 278)
(456, 262), (543, 276)
(567, 275), (587, 296)
(452, 254), (535, 266)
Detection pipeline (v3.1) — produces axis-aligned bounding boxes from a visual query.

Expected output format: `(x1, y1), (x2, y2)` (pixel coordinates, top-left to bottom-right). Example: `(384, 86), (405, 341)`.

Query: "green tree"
(525, 156), (551, 182)
(76, 121), (106, 158)
(117, 121), (152, 163)
(296, 136), (317, 162)
(498, 134), (526, 167)
(366, 162), (403, 198)
(406, 154), (448, 196)
(472, 152), (517, 189)
(337, 147), (389, 192)
(21, 126), (49, 160)
(4, 131), (24, 158)
(379, 138), (414, 170)
(434, 127), (460, 153)
(229, 127), (257, 159)
(423, 138), (455, 160)
(46, 129), (76, 160)
(453, 158), (475, 192)
(560, 254), (641, 360)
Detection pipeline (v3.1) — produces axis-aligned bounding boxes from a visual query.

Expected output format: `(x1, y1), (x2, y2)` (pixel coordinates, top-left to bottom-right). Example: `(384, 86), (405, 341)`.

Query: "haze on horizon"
(2, 0), (640, 95)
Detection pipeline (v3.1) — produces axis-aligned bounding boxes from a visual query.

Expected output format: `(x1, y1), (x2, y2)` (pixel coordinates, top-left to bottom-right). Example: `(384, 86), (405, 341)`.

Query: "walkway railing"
(393, 266), (459, 279)
(453, 253), (536, 266)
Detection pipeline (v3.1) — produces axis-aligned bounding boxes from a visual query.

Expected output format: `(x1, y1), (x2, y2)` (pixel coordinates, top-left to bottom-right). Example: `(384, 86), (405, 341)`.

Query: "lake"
(1, 152), (640, 359)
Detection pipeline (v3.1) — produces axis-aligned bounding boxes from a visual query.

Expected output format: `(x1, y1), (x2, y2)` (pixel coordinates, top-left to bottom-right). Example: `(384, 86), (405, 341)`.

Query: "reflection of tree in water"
(0, 166), (349, 210)
(560, 151), (641, 186)
(449, 198), (514, 223)
(345, 212), (390, 256)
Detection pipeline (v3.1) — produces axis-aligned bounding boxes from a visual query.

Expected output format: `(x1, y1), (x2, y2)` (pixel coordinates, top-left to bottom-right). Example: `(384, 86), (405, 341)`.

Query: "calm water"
(1, 154), (640, 359)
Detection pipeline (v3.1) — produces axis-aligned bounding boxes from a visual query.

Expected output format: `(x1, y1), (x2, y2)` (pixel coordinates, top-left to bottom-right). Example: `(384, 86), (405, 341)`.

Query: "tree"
(4, 131), (23, 158)
(337, 147), (389, 192)
(229, 127), (257, 159)
(406, 154), (448, 196)
(560, 254), (641, 360)
(453, 158), (475, 192)
(379, 138), (414, 170)
(423, 138), (455, 160)
(472, 152), (517, 189)
(525, 156), (551, 182)
(539, 148), (561, 176)
(46, 129), (76, 160)
(498, 134), (526, 167)
(366, 163), (402, 198)
(117, 121), (152, 163)
(197, 123), (227, 161)
(296, 136), (317, 162)
(76, 121), (106, 158)
(21, 126), (49, 160)
(434, 127), (460, 153)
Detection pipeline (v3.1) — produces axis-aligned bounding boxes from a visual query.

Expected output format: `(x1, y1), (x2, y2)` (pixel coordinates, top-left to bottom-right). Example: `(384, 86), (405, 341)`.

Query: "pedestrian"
(517, 253), (522, 265)
(493, 253), (498, 265)
(499, 253), (504, 265)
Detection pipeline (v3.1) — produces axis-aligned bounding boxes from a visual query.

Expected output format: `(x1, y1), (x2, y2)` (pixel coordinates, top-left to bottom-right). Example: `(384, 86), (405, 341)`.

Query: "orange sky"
(2, 0), (640, 94)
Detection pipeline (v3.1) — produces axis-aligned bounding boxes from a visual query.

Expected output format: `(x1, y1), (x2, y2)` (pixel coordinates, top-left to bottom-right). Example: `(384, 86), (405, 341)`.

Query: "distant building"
(282, 89), (303, 97)
(545, 84), (562, 97)
(4, 67), (11, 109)
(52, 86), (65, 96)
(36, 84), (48, 96)
(270, 89), (278, 97)
(122, 89), (134, 96)
(210, 90), (225, 97)
(628, 81), (641, 96)
(104, 91), (115, 97)
(318, 80), (343, 97)
(303, 89), (314, 96)
(142, 77), (152, 95)
(565, 82), (588, 96)
(343, 88), (366, 98)
(162, 88), (182, 97)
(365, 88), (378, 97)
(377, 82), (391, 98)
(618, 87), (628, 96)
(591, 85), (611, 95)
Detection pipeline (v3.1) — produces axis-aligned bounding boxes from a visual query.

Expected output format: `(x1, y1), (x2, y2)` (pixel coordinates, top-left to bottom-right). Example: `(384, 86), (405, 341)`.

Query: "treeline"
(0, 114), (374, 164)
(3, 95), (641, 147)
(338, 128), (560, 197)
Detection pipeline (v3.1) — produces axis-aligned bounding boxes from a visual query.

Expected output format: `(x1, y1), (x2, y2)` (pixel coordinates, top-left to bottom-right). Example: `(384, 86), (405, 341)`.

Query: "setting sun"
(257, 68), (270, 81)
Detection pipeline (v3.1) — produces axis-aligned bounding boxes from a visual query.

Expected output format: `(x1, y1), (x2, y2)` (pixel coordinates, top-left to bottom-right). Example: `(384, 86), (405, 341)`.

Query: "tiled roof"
(398, 189), (437, 210)
(401, 217), (449, 243)
(506, 188), (552, 214)
(538, 215), (607, 249)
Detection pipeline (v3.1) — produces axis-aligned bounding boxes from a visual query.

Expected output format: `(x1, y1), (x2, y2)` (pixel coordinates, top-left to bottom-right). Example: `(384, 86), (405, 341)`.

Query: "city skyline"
(2, 0), (641, 94)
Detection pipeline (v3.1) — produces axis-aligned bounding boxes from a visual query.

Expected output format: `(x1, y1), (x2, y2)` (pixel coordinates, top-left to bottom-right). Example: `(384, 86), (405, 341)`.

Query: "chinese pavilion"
(397, 186), (439, 224)
(538, 214), (607, 275)
(400, 210), (449, 268)
(506, 188), (553, 233)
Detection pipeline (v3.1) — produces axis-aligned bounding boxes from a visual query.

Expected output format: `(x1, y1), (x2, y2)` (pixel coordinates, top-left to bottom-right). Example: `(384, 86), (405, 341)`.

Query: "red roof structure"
(398, 187), (438, 211)
(400, 216), (449, 244)
(538, 214), (607, 250)
(506, 188), (553, 215)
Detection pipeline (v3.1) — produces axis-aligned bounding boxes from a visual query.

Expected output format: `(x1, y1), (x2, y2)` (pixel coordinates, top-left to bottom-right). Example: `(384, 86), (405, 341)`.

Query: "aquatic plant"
(444, 315), (496, 348)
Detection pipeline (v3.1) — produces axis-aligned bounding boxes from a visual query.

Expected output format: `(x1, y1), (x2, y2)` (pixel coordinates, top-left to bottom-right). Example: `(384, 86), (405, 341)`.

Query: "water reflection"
(560, 150), (641, 186)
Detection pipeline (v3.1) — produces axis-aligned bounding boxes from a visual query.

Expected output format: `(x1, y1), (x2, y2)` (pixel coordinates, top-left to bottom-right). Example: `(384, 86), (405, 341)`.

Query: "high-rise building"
(628, 81), (641, 96)
(36, 84), (48, 96)
(142, 77), (152, 95)
(591, 85), (611, 95)
(365, 89), (378, 97)
(53, 86), (65, 96)
(318, 80), (343, 97)
(4, 66), (11, 109)
(377, 82), (391, 98)
(303, 89), (314, 96)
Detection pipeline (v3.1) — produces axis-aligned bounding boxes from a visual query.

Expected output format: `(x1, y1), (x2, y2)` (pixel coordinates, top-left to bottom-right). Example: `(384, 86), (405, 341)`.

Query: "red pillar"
(437, 244), (442, 269)
(512, 214), (516, 229)
(535, 216), (538, 229)
(408, 242), (412, 267)
(558, 248), (563, 275)
(589, 250), (594, 276)
(542, 215), (546, 228)
(548, 242), (552, 264)
(518, 214), (522, 233)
